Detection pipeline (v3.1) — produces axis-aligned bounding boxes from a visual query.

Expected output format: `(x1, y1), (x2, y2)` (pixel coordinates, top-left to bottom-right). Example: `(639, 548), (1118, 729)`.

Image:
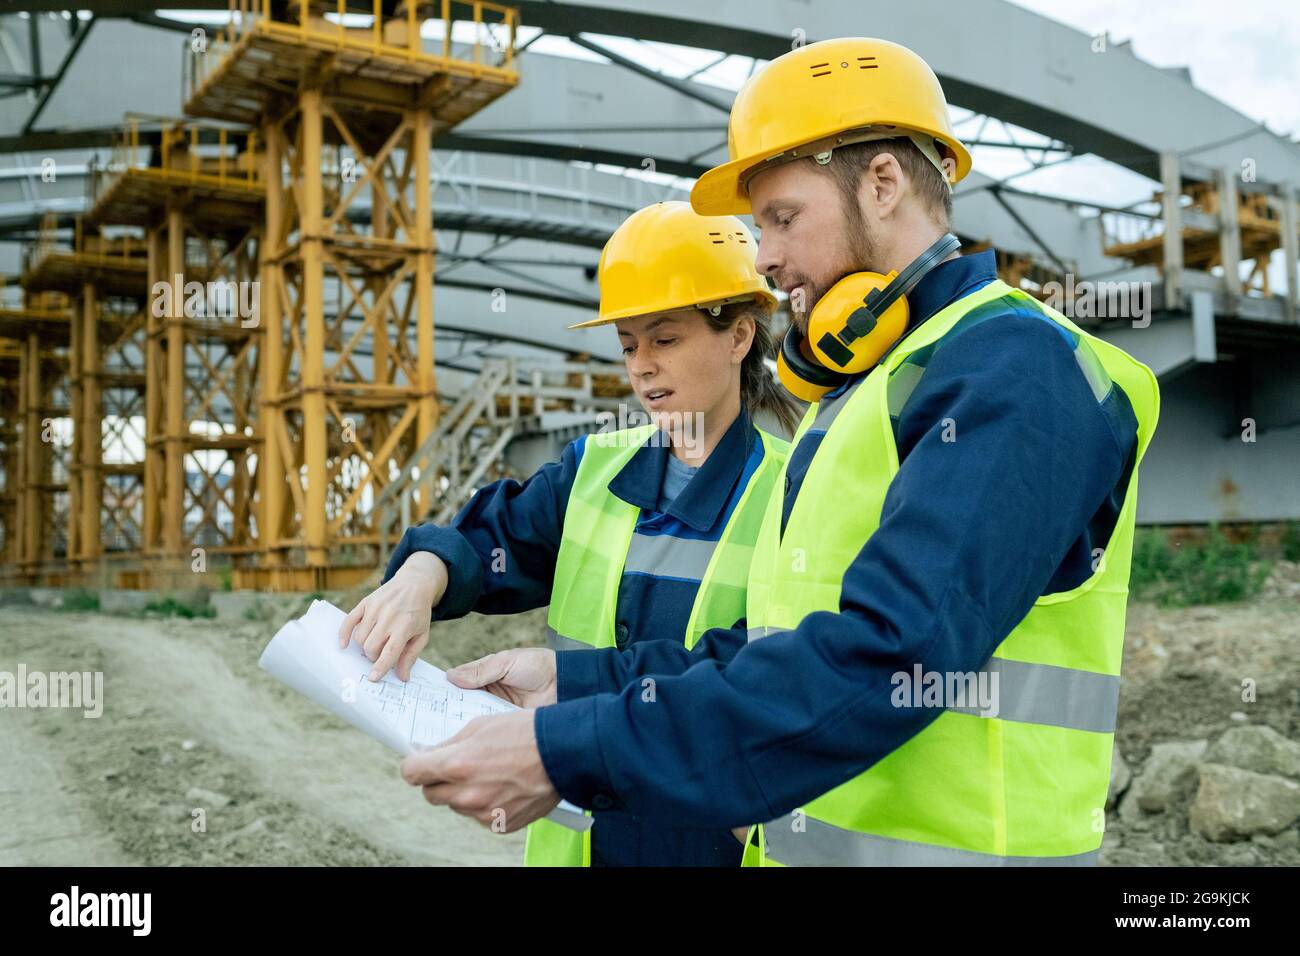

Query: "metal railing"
(375, 357), (628, 551)
(1099, 206), (1165, 253)
(189, 0), (518, 99)
(30, 213), (143, 267)
(88, 117), (261, 214)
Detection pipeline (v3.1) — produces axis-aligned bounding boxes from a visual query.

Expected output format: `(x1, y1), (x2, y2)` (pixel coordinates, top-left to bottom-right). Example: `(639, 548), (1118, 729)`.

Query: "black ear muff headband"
(780, 325), (845, 388)
(838, 232), (962, 345)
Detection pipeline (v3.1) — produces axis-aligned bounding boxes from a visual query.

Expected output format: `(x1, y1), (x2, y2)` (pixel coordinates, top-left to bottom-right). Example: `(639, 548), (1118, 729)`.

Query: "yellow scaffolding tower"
(0, 338), (20, 572)
(0, 292), (74, 584)
(23, 218), (148, 586)
(1102, 172), (1300, 300)
(88, 118), (266, 588)
(184, 0), (520, 589)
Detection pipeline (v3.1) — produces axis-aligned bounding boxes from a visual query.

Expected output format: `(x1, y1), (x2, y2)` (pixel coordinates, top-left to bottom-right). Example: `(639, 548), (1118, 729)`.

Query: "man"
(400, 36), (1159, 866)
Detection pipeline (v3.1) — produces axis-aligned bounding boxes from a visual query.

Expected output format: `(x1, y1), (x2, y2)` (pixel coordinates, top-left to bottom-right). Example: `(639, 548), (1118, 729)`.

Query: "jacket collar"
(825, 248), (999, 399)
(607, 406), (755, 532)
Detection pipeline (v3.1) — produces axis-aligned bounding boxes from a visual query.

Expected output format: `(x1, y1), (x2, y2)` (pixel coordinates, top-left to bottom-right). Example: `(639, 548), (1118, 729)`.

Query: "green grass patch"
(60, 588), (101, 612)
(1280, 520), (1300, 563)
(142, 597), (216, 619)
(1131, 524), (1272, 607)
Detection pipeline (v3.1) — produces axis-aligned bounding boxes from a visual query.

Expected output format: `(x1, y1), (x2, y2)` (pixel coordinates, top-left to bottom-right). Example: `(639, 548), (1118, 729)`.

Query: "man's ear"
(858, 152), (905, 221)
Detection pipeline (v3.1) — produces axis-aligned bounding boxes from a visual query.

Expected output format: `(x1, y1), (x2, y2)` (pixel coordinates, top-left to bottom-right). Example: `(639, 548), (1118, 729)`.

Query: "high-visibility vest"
(526, 421), (790, 866)
(741, 279), (1160, 866)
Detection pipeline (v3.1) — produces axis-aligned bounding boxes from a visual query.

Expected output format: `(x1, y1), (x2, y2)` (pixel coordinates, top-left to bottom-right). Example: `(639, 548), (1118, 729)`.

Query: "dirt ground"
(1106, 592), (1300, 866)
(0, 597), (548, 866)
(1, 583), (1297, 867)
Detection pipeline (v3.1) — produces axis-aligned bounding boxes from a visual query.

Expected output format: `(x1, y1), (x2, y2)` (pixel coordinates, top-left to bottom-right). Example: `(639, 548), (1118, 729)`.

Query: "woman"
(340, 200), (801, 866)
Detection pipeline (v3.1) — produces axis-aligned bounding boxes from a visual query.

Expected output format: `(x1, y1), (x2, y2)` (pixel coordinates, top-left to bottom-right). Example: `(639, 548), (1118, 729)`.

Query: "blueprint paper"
(259, 600), (592, 832)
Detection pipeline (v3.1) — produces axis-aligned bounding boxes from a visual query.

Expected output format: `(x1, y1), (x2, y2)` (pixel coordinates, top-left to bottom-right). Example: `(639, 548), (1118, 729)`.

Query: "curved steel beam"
(10, 2), (1299, 185)
(502, 0), (1300, 185)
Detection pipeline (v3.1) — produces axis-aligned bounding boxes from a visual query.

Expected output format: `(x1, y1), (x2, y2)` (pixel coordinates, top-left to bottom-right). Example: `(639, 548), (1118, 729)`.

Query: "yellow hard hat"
(571, 200), (776, 329)
(691, 37), (972, 216)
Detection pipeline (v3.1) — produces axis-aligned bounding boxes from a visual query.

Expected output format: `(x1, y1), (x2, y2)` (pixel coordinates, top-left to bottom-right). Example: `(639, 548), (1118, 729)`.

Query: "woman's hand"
(339, 551), (449, 682)
(447, 648), (558, 709)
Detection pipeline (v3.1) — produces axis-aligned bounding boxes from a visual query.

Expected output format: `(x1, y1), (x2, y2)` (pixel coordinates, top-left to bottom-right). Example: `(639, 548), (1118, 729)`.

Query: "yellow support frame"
(24, 220), (148, 586)
(180, 0), (519, 590)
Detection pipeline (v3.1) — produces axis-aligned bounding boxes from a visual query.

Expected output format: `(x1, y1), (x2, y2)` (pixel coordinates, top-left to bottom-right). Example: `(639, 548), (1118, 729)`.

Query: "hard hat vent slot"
(708, 231), (725, 244)
(857, 56), (878, 69)
(809, 62), (832, 78)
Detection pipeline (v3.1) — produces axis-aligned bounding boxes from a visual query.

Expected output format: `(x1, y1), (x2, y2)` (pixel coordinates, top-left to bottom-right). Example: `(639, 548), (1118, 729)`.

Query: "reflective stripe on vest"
(525, 421), (790, 867)
(623, 531), (719, 581)
(809, 375), (867, 433)
(763, 814), (1100, 867)
(745, 625), (781, 642)
(744, 279), (1160, 867)
(748, 626), (1119, 735)
(545, 627), (589, 652)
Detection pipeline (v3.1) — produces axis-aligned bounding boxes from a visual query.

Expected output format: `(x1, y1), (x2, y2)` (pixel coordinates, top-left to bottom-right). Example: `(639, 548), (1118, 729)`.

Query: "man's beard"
(790, 200), (879, 334)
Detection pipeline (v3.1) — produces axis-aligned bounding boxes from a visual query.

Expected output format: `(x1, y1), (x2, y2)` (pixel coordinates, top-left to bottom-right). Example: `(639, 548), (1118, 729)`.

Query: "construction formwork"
(22, 222), (148, 586)
(0, 293), (74, 585)
(183, 0), (520, 590)
(87, 119), (266, 589)
(0, 338), (20, 571)
(1100, 154), (1300, 318)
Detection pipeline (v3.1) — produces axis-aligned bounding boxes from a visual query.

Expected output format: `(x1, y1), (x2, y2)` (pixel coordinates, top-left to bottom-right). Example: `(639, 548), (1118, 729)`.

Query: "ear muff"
(806, 270), (910, 376)
(778, 325), (847, 403)
(775, 233), (963, 402)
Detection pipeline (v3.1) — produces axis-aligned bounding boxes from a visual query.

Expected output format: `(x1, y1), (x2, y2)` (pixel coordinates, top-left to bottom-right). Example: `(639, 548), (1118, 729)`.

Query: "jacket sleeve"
(382, 437), (583, 621)
(533, 314), (1139, 827)
(556, 623), (749, 701)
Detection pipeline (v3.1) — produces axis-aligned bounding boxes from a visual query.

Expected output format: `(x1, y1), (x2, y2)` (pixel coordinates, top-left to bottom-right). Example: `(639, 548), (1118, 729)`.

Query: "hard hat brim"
(691, 129), (973, 218)
(567, 289), (778, 330)
(691, 155), (758, 217)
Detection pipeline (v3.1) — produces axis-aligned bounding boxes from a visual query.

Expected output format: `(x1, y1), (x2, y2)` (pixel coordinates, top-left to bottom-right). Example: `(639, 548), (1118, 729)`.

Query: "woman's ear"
(732, 311), (757, 365)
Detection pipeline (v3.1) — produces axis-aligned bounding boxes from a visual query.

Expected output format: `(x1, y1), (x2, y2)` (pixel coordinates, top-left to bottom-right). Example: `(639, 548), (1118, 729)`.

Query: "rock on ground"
(1188, 764), (1300, 842)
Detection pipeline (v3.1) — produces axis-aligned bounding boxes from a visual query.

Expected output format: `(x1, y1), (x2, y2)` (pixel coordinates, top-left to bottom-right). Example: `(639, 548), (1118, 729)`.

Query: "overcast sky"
(79, 6), (1300, 251)
(1010, 0), (1300, 140)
